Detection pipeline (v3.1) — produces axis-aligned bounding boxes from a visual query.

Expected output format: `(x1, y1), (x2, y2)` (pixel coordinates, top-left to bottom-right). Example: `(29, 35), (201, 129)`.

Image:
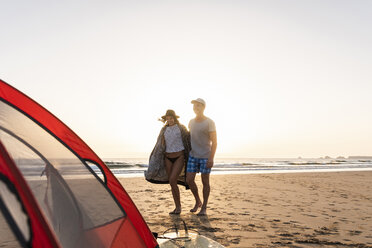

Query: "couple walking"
(145, 98), (217, 216)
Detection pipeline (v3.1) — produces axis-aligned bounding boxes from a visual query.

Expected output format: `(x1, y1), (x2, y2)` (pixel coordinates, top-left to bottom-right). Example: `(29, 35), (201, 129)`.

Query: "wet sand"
(119, 171), (372, 247)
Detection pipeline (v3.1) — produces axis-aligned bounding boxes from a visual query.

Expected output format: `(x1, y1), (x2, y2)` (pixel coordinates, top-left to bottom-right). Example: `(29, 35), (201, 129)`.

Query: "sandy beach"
(119, 171), (372, 248)
(1, 171), (371, 247)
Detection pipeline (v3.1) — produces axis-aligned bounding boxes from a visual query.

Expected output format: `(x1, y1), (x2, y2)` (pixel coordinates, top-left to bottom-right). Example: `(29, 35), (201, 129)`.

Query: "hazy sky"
(1, 0), (371, 158)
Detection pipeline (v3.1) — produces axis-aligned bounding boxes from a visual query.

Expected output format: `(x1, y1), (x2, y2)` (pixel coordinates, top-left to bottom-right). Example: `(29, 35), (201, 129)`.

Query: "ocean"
(102, 157), (372, 178)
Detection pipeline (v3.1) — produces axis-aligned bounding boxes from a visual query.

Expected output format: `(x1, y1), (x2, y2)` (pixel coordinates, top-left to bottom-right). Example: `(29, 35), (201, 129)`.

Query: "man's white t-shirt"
(188, 117), (216, 159)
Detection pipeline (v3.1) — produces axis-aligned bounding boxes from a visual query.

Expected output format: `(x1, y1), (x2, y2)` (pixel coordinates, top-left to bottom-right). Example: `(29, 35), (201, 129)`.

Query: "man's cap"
(191, 98), (206, 106)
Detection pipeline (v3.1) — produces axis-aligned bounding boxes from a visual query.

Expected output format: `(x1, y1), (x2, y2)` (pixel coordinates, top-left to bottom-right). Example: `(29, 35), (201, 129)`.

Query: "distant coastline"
(348, 156), (372, 159)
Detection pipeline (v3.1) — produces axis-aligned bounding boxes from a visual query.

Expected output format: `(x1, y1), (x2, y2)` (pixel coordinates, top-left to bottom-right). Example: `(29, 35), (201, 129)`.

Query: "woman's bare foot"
(169, 208), (181, 215)
(190, 202), (202, 212)
(197, 208), (207, 216)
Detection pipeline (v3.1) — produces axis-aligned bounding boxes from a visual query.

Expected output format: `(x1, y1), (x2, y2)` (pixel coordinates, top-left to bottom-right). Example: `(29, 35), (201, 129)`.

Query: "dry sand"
(119, 171), (372, 248)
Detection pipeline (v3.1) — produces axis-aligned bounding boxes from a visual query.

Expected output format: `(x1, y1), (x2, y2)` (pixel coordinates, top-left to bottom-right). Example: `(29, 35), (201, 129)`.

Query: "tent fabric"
(0, 192), (23, 247)
(0, 141), (60, 247)
(0, 79), (158, 248)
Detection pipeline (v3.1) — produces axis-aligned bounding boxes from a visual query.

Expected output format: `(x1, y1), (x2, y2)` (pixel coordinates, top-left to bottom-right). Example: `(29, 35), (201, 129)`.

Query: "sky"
(1, 0), (371, 159)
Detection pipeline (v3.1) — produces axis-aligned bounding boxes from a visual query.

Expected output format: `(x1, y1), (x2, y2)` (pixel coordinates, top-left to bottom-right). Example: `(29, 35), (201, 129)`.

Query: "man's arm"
(207, 131), (217, 168)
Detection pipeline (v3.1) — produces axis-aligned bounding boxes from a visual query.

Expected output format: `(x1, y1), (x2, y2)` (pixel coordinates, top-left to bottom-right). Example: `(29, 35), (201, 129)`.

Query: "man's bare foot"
(169, 208), (181, 215)
(190, 202), (202, 212)
(197, 208), (207, 216)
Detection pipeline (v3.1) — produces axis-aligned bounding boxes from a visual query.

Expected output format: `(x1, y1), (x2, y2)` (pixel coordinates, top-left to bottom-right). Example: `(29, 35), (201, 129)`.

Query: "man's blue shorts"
(186, 156), (211, 174)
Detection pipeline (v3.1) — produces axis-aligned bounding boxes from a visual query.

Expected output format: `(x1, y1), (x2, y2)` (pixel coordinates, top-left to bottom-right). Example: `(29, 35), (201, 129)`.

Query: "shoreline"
(113, 167), (372, 178)
(119, 171), (372, 247)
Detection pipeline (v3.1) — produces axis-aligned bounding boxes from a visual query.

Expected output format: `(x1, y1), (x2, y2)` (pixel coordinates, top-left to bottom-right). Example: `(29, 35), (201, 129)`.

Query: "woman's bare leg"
(165, 155), (184, 214)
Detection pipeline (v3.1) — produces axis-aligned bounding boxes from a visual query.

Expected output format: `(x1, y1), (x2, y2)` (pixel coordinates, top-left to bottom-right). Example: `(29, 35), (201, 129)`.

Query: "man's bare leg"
(186, 172), (202, 212)
(198, 173), (210, 215)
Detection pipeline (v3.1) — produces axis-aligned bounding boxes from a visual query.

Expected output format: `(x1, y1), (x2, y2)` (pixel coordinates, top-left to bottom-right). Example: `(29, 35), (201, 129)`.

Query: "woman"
(145, 109), (190, 214)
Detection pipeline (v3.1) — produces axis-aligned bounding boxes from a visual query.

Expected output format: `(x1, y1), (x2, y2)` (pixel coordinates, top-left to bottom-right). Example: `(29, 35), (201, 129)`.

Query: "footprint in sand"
(314, 227), (337, 235)
(278, 233), (294, 237)
(349, 230), (362, 236)
(340, 218), (349, 223)
(340, 193), (348, 198)
(228, 237), (240, 244)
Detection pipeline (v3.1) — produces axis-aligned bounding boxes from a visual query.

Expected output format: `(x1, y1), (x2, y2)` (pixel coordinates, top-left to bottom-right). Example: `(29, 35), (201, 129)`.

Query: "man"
(186, 98), (217, 216)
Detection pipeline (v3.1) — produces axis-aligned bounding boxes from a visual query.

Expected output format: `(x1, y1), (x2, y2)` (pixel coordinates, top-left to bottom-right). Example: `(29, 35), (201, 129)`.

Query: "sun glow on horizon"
(1, 1), (372, 158)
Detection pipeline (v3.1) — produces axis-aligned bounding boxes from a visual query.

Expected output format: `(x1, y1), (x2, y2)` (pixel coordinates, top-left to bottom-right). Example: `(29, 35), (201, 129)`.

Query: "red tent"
(0, 79), (158, 248)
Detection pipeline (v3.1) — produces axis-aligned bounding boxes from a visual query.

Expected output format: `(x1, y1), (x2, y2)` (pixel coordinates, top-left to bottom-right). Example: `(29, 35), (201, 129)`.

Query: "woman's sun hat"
(161, 109), (180, 120)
